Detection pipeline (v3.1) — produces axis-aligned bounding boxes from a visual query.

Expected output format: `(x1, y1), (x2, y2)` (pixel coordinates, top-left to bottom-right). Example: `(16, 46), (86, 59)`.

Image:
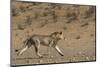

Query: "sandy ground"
(11, 0), (96, 66)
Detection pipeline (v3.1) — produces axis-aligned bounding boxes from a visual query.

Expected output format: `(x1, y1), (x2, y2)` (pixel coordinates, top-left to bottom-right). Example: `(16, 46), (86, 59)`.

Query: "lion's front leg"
(54, 46), (64, 56)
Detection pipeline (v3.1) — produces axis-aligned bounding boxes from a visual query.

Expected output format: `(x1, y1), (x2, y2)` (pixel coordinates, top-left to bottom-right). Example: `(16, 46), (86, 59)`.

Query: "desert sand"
(11, 0), (96, 66)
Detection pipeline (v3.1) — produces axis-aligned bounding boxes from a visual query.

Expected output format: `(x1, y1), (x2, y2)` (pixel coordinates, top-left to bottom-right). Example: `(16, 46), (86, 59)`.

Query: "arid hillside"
(11, 0), (96, 66)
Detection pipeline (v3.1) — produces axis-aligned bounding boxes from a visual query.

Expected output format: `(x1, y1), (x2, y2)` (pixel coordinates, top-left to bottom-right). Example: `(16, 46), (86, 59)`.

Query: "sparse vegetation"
(62, 26), (67, 30)
(17, 24), (25, 30)
(84, 6), (95, 18)
(81, 22), (89, 27)
(12, 8), (18, 16)
(25, 16), (32, 26)
(76, 36), (81, 39)
(90, 34), (94, 37)
(12, 1), (96, 65)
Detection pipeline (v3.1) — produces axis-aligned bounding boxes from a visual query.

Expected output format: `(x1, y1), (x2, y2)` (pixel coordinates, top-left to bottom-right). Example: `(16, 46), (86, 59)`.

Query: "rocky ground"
(11, 0), (96, 66)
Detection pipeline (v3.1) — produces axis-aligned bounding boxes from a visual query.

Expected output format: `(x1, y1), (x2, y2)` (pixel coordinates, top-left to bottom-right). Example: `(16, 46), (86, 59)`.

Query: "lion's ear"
(59, 32), (62, 34)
